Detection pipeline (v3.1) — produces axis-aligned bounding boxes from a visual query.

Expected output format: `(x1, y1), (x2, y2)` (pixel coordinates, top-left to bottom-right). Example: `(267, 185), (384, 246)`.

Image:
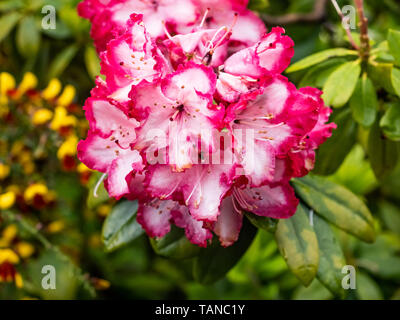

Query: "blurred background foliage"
(0, 0), (400, 300)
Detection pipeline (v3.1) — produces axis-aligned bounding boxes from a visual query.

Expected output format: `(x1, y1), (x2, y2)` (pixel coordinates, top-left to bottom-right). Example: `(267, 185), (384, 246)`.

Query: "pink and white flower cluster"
(77, 0), (336, 247)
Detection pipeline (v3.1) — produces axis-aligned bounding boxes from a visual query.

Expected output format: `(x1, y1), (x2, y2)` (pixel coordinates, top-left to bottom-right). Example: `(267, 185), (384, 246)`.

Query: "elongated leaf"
(313, 214), (346, 298)
(380, 102), (400, 141)
(356, 271), (384, 300)
(0, 12), (21, 43)
(286, 48), (358, 73)
(150, 225), (201, 259)
(275, 203), (319, 286)
(292, 175), (375, 243)
(16, 16), (40, 58)
(322, 60), (361, 108)
(368, 62), (396, 94)
(388, 29), (400, 66)
(368, 116), (399, 179)
(350, 73), (377, 127)
(193, 219), (257, 284)
(47, 44), (79, 81)
(245, 212), (278, 233)
(299, 58), (347, 88)
(313, 109), (357, 175)
(392, 68), (400, 98)
(102, 200), (144, 252)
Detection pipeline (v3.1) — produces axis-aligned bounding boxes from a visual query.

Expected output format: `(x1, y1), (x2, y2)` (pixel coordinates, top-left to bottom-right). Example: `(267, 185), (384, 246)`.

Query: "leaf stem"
(354, 0), (370, 61)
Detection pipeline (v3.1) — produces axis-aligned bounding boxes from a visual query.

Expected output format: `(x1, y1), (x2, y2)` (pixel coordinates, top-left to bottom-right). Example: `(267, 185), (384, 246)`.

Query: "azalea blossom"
(78, 4), (336, 248)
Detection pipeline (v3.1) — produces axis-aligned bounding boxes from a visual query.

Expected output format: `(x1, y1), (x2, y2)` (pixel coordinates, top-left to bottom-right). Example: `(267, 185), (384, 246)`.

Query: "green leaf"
(299, 58), (347, 88)
(193, 219), (257, 284)
(388, 29), (400, 66)
(16, 16), (41, 58)
(368, 116), (399, 179)
(102, 200), (144, 252)
(392, 68), (400, 97)
(84, 45), (101, 79)
(245, 212), (278, 233)
(380, 102), (400, 141)
(313, 109), (357, 175)
(286, 48), (358, 73)
(322, 60), (361, 108)
(150, 225), (201, 259)
(86, 172), (109, 209)
(368, 61), (396, 94)
(292, 175), (375, 243)
(350, 73), (377, 127)
(356, 271), (384, 300)
(313, 214), (346, 298)
(47, 44), (79, 81)
(275, 203), (319, 286)
(378, 200), (400, 234)
(0, 12), (22, 43)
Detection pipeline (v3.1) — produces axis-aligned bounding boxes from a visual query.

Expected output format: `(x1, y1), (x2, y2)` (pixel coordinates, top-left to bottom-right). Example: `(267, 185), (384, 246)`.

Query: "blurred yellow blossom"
(0, 163), (10, 180)
(46, 220), (65, 234)
(57, 85), (76, 106)
(97, 204), (112, 218)
(17, 72), (38, 96)
(24, 183), (48, 203)
(0, 191), (16, 210)
(2, 225), (18, 243)
(14, 273), (23, 288)
(32, 108), (53, 125)
(57, 135), (78, 160)
(50, 106), (77, 131)
(15, 242), (35, 259)
(42, 78), (62, 100)
(0, 249), (20, 265)
(0, 72), (15, 104)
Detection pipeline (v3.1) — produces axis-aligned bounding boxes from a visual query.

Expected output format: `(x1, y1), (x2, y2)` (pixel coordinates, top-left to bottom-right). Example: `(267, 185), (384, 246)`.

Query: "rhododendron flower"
(78, 5), (336, 248)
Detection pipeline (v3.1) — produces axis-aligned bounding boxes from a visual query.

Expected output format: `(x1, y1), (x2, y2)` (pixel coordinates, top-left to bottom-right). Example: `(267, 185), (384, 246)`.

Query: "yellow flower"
(46, 220), (65, 234)
(24, 183), (48, 203)
(15, 242), (35, 259)
(23, 161), (35, 175)
(42, 78), (62, 100)
(17, 72), (38, 95)
(97, 204), (112, 218)
(77, 162), (92, 174)
(11, 141), (25, 156)
(92, 278), (111, 290)
(0, 72), (15, 104)
(0, 163), (10, 180)
(50, 106), (77, 131)
(32, 108), (53, 125)
(2, 224), (18, 242)
(57, 85), (76, 106)
(57, 135), (78, 160)
(15, 273), (23, 288)
(0, 191), (16, 210)
(0, 249), (20, 264)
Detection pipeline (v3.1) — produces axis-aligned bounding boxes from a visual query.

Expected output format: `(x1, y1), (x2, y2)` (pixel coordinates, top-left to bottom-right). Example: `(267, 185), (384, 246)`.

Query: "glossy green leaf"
(102, 200), (144, 252)
(150, 225), (201, 259)
(275, 203), (319, 286)
(245, 212), (278, 233)
(313, 109), (357, 175)
(299, 58), (347, 88)
(322, 60), (361, 108)
(368, 116), (399, 179)
(292, 175), (375, 243)
(313, 214), (346, 298)
(16, 16), (41, 58)
(84, 45), (101, 79)
(47, 44), (79, 81)
(0, 12), (22, 43)
(388, 29), (400, 66)
(350, 73), (377, 127)
(368, 61), (396, 94)
(380, 102), (400, 141)
(193, 219), (257, 285)
(286, 48), (358, 73)
(378, 200), (400, 234)
(392, 68), (400, 97)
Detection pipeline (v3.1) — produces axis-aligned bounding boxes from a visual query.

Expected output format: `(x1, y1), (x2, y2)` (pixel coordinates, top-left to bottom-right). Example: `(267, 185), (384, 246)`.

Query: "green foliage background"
(1, 0), (400, 300)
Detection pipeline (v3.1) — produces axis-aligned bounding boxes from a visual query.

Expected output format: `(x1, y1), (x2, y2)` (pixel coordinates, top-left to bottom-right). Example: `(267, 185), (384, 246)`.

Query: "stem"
(330, 0), (360, 50)
(354, 0), (370, 61)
